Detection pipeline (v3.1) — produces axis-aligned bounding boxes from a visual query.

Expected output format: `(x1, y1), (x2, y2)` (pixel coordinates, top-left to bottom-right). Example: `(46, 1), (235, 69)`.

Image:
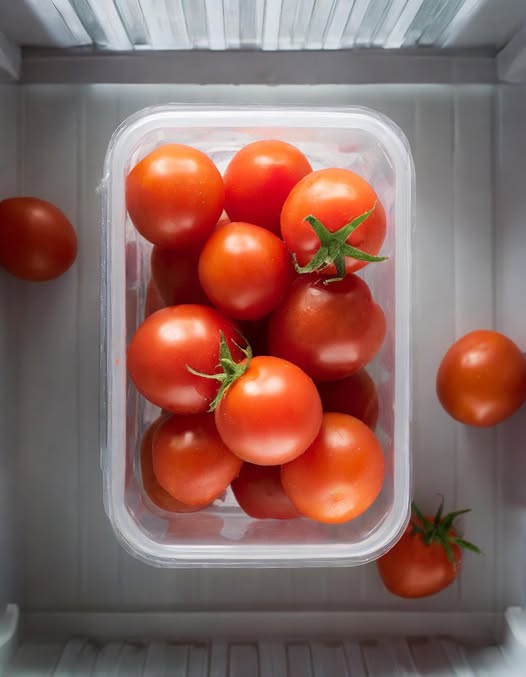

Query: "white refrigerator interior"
(1, 1), (526, 675)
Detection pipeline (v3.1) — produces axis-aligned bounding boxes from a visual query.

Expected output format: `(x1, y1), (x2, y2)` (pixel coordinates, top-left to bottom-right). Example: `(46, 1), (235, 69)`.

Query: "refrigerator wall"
(1, 1), (526, 675)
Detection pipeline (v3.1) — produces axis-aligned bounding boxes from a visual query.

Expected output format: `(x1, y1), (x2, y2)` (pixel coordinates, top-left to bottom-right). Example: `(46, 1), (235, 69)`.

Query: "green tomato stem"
(410, 499), (482, 569)
(293, 202), (388, 283)
(187, 331), (252, 411)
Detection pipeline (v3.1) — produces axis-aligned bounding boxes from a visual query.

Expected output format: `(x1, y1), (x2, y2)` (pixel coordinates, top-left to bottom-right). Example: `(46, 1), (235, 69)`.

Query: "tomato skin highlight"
(215, 356), (323, 466)
(127, 305), (242, 414)
(268, 274), (386, 381)
(198, 222), (294, 321)
(280, 168), (386, 275)
(437, 330), (526, 427)
(0, 197), (77, 281)
(126, 144), (224, 248)
(377, 519), (461, 599)
(281, 413), (385, 524)
(231, 464), (300, 520)
(151, 245), (209, 306)
(140, 417), (206, 512)
(153, 413), (242, 506)
(317, 369), (379, 430)
(224, 140), (312, 234)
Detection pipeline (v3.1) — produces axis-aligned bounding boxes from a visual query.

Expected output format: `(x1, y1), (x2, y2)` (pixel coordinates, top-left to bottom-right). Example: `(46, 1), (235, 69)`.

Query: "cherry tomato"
(127, 305), (242, 414)
(126, 144), (224, 248)
(231, 464), (300, 520)
(152, 413), (242, 506)
(140, 417), (206, 512)
(215, 355), (323, 465)
(377, 502), (480, 598)
(268, 274), (386, 381)
(150, 245), (208, 306)
(144, 279), (165, 318)
(224, 140), (312, 234)
(437, 330), (526, 427)
(0, 197), (77, 281)
(280, 168), (386, 275)
(281, 413), (385, 524)
(198, 222), (293, 321)
(317, 369), (379, 430)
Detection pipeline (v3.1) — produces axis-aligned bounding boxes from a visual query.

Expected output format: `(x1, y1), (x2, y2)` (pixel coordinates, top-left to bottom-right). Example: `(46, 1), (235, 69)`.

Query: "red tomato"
(215, 356), (323, 465)
(317, 369), (379, 430)
(224, 140), (312, 234)
(140, 417), (206, 512)
(231, 464), (300, 520)
(198, 222), (293, 321)
(437, 330), (526, 427)
(281, 413), (385, 524)
(377, 502), (480, 598)
(144, 279), (165, 318)
(0, 197), (77, 281)
(127, 305), (242, 414)
(280, 168), (386, 276)
(152, 413), (242, 506)
(268, 274), (386, 381)
(150, 245), (208, 306)
(126, 144), (224, 248)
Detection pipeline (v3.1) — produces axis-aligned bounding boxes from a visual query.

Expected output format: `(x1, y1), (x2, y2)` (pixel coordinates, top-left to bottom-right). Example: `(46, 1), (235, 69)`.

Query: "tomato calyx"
(187, 332), (252, 411)
(411, 500), (481, 569)
(293, 203), (387, 283)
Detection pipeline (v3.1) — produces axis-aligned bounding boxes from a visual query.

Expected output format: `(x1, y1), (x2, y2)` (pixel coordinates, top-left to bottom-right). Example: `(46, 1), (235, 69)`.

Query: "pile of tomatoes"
(126, 139), (389, 525)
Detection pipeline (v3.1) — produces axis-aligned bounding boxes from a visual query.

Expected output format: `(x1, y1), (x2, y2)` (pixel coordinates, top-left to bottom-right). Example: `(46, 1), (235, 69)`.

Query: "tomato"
(280, 168), (386, 277)
(126, 144), (224, 248)
(268, 274), (386, 381)
(127, 305), (242, 414)
(209, 339), (322, 465)
(150, 245), (208, 306)
(224, 140), (312, 234)
(377, 502), (481, 598)
(281, 413), (385, 524)
(437, 330), (526, 427)
(0, 197), (77, 281)
(144, 279), (165, 318)
(317, 369), (379, 430)
(231, 464), (300, 520)
(198, 222), (293, 321)
(153, 413), (242, 506)
(140, 417), (206, 512)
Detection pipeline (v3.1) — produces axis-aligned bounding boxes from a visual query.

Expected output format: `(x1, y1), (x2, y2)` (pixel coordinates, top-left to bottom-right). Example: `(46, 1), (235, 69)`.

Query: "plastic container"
(100, 106), (414, 567)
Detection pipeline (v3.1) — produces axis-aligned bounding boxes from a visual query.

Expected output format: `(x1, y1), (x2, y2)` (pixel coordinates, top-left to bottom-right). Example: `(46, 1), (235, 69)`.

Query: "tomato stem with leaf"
(187, 332), (252, 411)
(293, 203), (387, 283)
(411, 500), (482, 569)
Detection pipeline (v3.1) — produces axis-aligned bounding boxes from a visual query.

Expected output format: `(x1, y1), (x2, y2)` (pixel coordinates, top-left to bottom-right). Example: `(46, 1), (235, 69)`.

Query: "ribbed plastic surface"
(6, 636), (510, 675)
(4, 0), (515, 51)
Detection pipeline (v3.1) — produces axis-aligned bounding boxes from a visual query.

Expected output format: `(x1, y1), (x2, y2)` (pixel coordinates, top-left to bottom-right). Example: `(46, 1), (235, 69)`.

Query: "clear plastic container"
(100, 106), (414, 567)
